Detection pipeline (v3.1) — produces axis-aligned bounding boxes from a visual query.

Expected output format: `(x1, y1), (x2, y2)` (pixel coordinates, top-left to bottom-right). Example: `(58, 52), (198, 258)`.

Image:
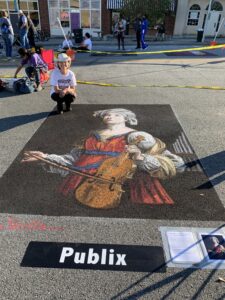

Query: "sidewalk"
(0, 35), (224, 65)
(38, 35), (225, 49)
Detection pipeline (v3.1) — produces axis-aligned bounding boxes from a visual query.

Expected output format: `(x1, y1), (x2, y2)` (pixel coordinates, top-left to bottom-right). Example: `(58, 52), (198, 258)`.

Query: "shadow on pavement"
(0, 90), (26, 100)
(111, 224), (225, 300)
(0, 111), (55, 132)
(186, 151), (225, 189)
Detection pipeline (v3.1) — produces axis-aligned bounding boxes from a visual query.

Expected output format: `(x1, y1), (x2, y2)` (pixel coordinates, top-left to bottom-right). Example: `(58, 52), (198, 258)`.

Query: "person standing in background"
(0, 10), (14, 60)
(126, 17), (130, 35)
(114, 18), (126, 50)
(141, 15), (148, 50)
(27, 15), (36, 48)
(134, 17), (142, 49)
(121, 15), (127, 32)
(18, 10), (29, 49)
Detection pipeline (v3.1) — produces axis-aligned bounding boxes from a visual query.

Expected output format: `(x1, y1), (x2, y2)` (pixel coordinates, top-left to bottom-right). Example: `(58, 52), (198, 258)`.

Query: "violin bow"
(24, 152), (121, 185)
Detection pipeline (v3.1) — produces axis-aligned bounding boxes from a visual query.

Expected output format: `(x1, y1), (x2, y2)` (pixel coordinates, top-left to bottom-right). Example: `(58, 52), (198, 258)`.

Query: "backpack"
(13, 78), (35, 94)
(1, 22), (10, 34)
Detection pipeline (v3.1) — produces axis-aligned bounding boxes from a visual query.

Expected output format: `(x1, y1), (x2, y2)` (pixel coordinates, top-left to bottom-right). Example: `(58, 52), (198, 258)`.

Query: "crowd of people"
(113, 15), (166, 51)
(0, 9), (167, 114)
(0, 9), (85, 113)
(0, 9), (37, 60)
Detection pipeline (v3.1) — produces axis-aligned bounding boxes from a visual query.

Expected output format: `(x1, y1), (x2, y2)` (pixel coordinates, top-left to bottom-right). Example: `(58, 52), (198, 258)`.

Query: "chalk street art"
(0, 217), (64, 232)
(0, 105), (224, 220)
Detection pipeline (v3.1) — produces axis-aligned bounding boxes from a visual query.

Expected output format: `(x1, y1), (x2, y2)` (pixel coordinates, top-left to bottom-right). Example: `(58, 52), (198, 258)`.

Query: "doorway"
(203, 11), (221, 36)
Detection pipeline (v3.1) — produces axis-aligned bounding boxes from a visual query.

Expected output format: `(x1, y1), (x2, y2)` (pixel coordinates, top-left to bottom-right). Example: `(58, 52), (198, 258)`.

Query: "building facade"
(1, 0), (105, 36)
(174, 0), (225, 36)
(3, 0), (222, 38)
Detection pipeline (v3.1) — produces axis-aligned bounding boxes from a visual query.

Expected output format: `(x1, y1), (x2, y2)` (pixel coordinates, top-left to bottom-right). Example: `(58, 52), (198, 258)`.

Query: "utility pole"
(202, 0), (213, 42)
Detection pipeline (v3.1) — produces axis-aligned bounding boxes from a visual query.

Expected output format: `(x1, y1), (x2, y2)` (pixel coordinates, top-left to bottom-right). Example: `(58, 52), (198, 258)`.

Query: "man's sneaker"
(57, 110), (63, 115)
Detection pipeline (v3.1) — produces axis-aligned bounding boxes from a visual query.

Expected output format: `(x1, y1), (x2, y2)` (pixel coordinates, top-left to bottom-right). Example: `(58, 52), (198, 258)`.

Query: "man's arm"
(14, 65), (23, 78)
(20, 15), (27, 29)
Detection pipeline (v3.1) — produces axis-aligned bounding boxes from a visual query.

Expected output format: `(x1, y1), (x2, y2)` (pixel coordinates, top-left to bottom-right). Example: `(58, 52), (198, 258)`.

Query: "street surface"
(1, 40), (225, 299)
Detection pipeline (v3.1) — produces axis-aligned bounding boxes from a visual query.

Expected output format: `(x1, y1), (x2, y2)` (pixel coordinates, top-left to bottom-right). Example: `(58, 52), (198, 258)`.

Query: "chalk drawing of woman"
(22, 108), (185, 209)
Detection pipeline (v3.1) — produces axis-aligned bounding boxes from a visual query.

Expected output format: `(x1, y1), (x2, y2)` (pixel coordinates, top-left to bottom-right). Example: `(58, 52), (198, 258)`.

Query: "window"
(49, 8), (60, 28)
(19, 1), (28, 10)
(8, 0), (15, 10)
(91, 0), (100, 9)
(70, 0), (79, 9)
(30, 11), (39, 26)
(91, 10), (100, 27)
(81, 9), (90, 27)
(81, 0), (100, 29)
(80, 0), (89, 9)
(28, 1), (38, 10)
(49, 0), (58, 8)
(206, 1), (223, 11)
(0, 1), (7, 11)
(190, 4), (200, 11)
(187, 4), (200, 26)
(60, 9), (70, 27)
(61, 0), (69, 8)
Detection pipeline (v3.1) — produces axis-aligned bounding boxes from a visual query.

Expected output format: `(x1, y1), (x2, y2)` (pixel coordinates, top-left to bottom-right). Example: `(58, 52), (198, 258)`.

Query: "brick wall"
(101, 0), (112, 35)
(38, 0), (50, 35)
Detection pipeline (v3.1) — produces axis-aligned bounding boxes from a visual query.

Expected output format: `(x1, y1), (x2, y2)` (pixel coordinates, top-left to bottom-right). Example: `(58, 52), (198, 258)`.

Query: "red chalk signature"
(0, 217), (64, 232)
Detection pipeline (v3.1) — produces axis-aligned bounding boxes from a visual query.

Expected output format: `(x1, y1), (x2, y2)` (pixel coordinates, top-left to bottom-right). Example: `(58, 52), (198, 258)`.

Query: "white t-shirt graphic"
(50, 69), (77, 95)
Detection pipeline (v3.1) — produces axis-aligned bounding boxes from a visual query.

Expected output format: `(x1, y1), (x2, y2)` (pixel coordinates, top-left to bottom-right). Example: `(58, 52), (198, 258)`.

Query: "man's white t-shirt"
(50, 69), (77, 95)
(83, 38), (92, 50)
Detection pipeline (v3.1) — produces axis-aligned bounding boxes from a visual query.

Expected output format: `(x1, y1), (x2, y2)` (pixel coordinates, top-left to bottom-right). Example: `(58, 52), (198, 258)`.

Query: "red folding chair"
(40, 49), (55, 84)
(40, 49), (55, 70)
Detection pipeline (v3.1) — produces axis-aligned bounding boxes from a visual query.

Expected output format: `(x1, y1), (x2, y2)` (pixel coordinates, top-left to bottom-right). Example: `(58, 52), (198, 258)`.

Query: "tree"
(121, 0), (173, 26)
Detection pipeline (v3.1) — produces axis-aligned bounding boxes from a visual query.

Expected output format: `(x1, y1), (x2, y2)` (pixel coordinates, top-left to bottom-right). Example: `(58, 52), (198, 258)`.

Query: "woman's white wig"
(93, 108), (138, 126)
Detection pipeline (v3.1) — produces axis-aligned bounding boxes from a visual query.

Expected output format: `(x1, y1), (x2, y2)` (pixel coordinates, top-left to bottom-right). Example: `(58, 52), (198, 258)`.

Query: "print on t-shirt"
(58, 79), (72, 90)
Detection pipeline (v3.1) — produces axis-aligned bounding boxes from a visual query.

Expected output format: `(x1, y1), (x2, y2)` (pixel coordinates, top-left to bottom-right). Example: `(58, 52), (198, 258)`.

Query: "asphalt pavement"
(1, 37), (225, 300)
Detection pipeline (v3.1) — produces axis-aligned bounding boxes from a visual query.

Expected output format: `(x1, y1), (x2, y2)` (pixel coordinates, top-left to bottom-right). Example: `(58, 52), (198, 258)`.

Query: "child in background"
(50, 53), (77, 114)
(62, 34), (74, 50)
(58, 33), (74, 51)
(14, 47), (47, 91)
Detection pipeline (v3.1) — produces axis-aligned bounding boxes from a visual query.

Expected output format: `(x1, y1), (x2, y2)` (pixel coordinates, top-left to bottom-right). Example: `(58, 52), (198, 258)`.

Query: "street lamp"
(202, 0), (213, 42)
